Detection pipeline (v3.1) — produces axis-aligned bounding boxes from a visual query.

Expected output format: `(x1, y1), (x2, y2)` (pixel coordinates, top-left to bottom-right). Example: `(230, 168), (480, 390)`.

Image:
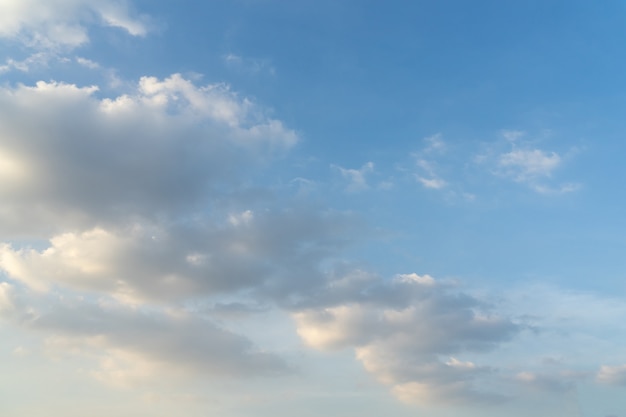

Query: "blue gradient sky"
(2, 1), (626, 416)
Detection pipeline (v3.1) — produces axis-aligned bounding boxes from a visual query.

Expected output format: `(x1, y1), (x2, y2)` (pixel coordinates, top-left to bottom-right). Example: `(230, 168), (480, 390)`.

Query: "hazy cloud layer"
(0, 282), (289, 384)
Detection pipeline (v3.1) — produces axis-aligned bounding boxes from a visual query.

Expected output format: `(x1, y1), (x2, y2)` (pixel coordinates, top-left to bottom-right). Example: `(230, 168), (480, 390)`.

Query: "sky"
(1, 1), (626, 416)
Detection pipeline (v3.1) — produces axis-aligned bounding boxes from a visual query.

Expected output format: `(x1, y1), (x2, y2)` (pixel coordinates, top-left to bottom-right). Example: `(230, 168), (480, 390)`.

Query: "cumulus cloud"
(0, 74), (297, 237)
(0, 0), (148, 50)
(0, 208), (354, 303)
(0, 72), (350, 388)
(294, 273), (520, 404)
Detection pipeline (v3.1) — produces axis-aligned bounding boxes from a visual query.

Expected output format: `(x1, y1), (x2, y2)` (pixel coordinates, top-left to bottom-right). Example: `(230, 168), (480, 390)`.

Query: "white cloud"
(75, 56), (99, 69)
(0, 52), (52, 73)
(476, 131), (579, 194)
(416, 176), (447, 189)
(498, 149), (561, 182)
(0, 0), (147, 50)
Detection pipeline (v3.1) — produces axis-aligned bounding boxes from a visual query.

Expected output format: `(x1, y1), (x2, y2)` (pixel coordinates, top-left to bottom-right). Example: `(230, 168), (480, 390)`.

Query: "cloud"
(75, 56), (100, 69)
(498, 149), (561, 182)
(413, 134), (448, 190)
(224, 53), (276, 75)
(0, 52), (53, 73)
(0, 0), (148, 50)
(416, 175), (447, 190)
(597, 365), (626, 386)
(514, 371), (580, 393)
(0, 72), (351, 388)
(422, 133), (446, 154)
(0, 208), (355, 304)
(477, 131), (579, 194)
(294, 273), (520, 404)
(0, 282), (15, 314)
(335, 161), (375, 192)
(0, 74), (297, 237)
(0, 286), (289, 384)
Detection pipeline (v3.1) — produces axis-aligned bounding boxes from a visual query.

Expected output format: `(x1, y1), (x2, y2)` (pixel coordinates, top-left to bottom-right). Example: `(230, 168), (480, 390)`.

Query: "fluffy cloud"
(0, 0), (147, 49)
(0, 72), (342, 387)
(0, 74), (297, 237)
(294, 273), (520, 404)
(0, 208), (353, 303)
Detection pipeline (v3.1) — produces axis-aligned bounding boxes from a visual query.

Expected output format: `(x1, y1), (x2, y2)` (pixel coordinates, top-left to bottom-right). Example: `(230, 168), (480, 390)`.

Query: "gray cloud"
(294, 273), (521, 404)
(0, 75), (297, 238)
(0, 282), (289, 382)
(0, 207), (356, 303)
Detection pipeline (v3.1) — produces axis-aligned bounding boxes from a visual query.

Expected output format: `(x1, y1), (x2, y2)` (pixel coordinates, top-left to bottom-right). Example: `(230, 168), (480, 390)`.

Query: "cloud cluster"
(0, 73), (337, 385)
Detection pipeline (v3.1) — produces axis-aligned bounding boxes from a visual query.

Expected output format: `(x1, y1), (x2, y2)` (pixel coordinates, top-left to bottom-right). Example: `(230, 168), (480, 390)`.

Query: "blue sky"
(2, 1), (626, 416)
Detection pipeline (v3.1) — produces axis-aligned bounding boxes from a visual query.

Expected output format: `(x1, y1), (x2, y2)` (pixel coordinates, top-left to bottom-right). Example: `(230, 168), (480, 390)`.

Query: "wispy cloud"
(478, 131), (580, 194)
(334, 161), (375, 192)
(0, 0), (148, 51)
(224, 53), (276, 76)
(498, 149), (561, 182)
(413, 134), (449, 190)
